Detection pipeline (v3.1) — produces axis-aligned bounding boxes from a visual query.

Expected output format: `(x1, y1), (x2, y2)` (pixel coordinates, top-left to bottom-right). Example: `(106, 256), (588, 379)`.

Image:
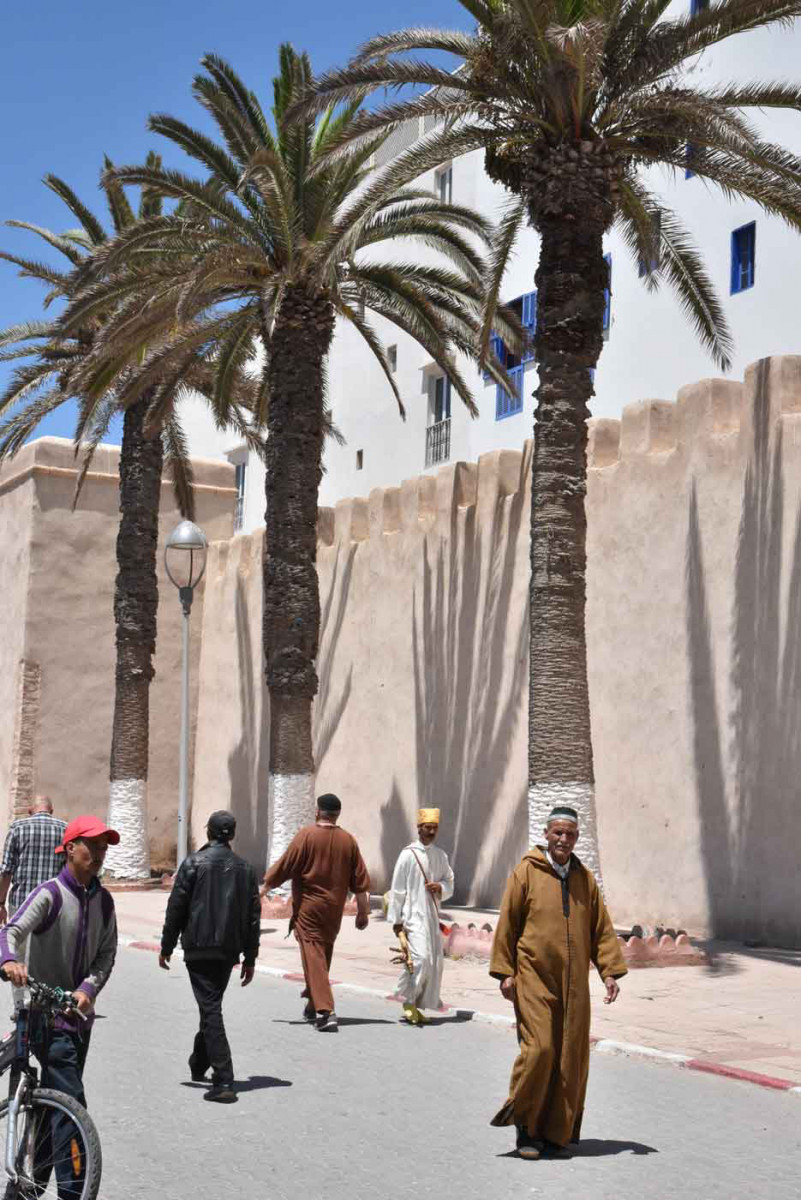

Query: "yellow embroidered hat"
(417, 807), (440, 825)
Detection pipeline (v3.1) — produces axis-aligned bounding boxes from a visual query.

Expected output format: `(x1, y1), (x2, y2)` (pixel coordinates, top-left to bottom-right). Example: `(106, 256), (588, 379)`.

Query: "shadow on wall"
(687, 360), (801, 948)
(380, 779), (415, 887)
(226, 540), (358, 869)
(412, 457), (530, 907)
(226, 573), (270, 869)
(314, 543), (356, 772)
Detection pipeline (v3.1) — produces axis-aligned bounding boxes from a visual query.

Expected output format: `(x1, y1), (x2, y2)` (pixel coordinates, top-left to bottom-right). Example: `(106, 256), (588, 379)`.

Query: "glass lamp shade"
(164, 520), (208, 591)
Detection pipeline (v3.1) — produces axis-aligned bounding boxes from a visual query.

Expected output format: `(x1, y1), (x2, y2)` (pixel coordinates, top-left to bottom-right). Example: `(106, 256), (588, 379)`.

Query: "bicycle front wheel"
(0, 1086), (101, 1200)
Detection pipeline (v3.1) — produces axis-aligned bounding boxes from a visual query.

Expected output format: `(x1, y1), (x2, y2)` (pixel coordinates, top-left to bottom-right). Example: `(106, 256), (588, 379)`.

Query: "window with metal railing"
(426, 418), (451, 467)
(426, 375), (452, 466)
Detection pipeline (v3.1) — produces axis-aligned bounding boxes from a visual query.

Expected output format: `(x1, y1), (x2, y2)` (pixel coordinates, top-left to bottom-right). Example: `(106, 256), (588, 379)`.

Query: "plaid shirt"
(1, 813), (67, 912)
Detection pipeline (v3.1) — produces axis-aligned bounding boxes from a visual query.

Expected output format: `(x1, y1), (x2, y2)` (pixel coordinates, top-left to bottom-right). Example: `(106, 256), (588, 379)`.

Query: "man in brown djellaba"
(490, 804), (627, 1160)
(263, 793), (370, 1032)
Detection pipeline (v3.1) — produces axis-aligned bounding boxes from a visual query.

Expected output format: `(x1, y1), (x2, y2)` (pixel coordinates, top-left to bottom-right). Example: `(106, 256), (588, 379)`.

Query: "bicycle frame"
(2, 1005), (39, 1184)
(4, 1072), (32, 1184)
(1, 983), (79, 1186)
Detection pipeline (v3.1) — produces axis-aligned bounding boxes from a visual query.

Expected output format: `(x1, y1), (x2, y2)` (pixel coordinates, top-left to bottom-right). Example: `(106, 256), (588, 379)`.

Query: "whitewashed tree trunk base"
(527, 782), (603, 890)
(104, 778), (150, 880)
(267, 772), (316, 874)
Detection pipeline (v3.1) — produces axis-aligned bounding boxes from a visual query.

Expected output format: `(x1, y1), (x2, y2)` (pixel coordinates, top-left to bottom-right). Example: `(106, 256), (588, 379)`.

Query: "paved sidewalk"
(114, 891), (801, 1086)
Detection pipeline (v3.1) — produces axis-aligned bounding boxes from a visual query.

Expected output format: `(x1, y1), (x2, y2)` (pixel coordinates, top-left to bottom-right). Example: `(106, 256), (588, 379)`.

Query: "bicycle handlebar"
(0, 970), (85, 1019)
(26, 978), (81, 1014)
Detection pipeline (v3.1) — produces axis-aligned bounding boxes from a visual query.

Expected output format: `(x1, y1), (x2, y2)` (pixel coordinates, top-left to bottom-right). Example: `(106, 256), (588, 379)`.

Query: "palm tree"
(0, 165), (260, 878)
(62, 47), (521, 865)
(293, 0), (801, 880)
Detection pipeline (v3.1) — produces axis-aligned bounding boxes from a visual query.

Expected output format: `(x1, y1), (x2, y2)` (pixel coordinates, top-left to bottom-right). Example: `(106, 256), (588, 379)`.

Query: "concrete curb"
(119, 937), (801, 1094)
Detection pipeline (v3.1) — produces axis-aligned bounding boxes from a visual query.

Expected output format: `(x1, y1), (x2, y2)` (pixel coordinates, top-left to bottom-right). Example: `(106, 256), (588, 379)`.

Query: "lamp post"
(164, 520), (208, 866)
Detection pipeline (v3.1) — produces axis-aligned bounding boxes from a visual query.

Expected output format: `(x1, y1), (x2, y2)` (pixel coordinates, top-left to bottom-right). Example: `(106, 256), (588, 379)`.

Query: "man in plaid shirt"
(0, 796), (66, 920)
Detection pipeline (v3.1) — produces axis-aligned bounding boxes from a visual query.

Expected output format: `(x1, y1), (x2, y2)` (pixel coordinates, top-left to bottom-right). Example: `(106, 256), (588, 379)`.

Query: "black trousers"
(186, 959), (235, 1086)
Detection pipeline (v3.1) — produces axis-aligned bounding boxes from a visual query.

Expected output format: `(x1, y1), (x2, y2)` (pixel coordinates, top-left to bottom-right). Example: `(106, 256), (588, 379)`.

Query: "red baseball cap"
(55, 816), (121, 854)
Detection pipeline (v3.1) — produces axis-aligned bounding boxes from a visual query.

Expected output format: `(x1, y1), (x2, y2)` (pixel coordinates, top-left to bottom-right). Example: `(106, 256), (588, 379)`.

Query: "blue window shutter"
(484, 333), (505, 382)
(522, 291), (537, 362)
(497, 367), (524, 420)
(510, 365), (524, 412)
(746, 223), (756, 288)
(685, 143), (696, 179)
(603, 255), (612, 333)
(731, 222), (756, 294)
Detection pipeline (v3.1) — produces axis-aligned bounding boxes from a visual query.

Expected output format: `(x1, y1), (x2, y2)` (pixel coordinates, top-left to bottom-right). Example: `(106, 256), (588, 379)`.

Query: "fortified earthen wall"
(194, 355), (801, 945)
(193, 447), (531, 908)
(587, 356), (801, 946)
(0, 438), (236, 868)
(3, 358), (801, 944)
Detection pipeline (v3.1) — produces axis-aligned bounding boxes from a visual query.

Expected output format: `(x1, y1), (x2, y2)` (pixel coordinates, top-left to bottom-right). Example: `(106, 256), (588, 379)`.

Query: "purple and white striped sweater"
(0, 867), (117, 1018)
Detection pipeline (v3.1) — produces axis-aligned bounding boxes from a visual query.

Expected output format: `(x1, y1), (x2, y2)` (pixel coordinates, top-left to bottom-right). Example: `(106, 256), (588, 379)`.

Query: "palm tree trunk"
(264, 283), (335, 866)
(527, 186), (610, 885)
(105, 395), (162, 879)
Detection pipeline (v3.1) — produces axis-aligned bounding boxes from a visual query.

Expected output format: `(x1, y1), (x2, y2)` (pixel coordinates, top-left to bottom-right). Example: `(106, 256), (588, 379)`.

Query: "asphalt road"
(74, 947), (799, 1199)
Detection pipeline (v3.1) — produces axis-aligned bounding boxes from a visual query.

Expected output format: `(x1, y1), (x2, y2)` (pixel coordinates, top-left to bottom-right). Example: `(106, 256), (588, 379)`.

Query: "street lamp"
(164, 520), (208, 866)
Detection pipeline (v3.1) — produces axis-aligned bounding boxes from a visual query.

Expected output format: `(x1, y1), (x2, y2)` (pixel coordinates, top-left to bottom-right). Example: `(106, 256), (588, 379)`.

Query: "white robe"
(386, 841), (455, 1010)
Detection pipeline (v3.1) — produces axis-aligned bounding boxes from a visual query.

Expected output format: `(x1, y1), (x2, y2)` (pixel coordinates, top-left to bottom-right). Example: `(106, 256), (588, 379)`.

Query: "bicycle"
(0, 977), (101, 1199)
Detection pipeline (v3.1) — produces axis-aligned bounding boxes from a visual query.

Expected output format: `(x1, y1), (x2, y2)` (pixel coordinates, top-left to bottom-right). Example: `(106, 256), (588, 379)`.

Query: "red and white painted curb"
(120, 936), (801, 1096)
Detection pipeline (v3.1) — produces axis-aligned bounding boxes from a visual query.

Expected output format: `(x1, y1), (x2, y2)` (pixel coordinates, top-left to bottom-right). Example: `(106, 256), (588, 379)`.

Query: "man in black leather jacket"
(159, 810), (261, 1103)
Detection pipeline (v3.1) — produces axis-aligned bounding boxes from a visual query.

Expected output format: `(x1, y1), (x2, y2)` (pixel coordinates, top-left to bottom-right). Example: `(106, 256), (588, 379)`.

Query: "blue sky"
(1, 0), (469, 444)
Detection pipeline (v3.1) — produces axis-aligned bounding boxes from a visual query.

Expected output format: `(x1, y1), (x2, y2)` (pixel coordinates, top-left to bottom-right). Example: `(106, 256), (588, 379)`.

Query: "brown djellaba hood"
(522, 845), (582, 874)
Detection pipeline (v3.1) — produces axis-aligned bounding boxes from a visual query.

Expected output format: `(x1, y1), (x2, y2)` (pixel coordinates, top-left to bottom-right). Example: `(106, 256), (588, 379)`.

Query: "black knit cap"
(207, 810), (237, 840)
(317, 793), (342, 813)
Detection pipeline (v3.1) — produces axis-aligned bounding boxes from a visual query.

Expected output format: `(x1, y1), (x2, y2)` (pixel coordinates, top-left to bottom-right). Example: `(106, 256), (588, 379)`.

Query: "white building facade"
(185, 13), (801, 533)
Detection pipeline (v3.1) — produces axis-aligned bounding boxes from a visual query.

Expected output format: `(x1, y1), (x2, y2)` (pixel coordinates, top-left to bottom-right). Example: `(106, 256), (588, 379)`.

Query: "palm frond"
(0, 251), (70, 291)
(0, 319), (54, 348)
(4, 221), (85, 265)
(162, 412), (197, 520)
(71, 395), (120, 507)
(0, 388), (66, 459)
(477, 198), (527, 362)
(43, 176), (106, 245)
(353, 27), (479, 62)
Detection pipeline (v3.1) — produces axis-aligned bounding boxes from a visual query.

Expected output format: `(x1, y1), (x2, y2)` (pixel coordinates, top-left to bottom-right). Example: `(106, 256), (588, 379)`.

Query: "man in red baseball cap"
(54, 815), (121, 856)
(1, 813), (120, 1196)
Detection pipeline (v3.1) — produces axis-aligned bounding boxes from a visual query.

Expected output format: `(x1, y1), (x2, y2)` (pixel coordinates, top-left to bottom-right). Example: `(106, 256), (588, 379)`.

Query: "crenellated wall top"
(205, 354), (801, 551)
(316, 445), (532, 546)
(587, 354), (801, 469)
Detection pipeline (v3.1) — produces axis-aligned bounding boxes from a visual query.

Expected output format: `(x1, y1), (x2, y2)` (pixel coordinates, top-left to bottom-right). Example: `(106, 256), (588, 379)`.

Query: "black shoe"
(303, 1001), (316, 1022)
(188, 1057), (207, 1083)
(316, 1011), (339, 1032)
(204, 1085), (237, 1104)
(515, 1127), (543, 1161)
(543, 1140), (571, 1159)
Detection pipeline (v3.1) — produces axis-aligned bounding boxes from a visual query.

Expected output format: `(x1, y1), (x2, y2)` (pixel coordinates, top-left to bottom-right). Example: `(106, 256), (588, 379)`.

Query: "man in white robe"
(386, 808), (455, 1026)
